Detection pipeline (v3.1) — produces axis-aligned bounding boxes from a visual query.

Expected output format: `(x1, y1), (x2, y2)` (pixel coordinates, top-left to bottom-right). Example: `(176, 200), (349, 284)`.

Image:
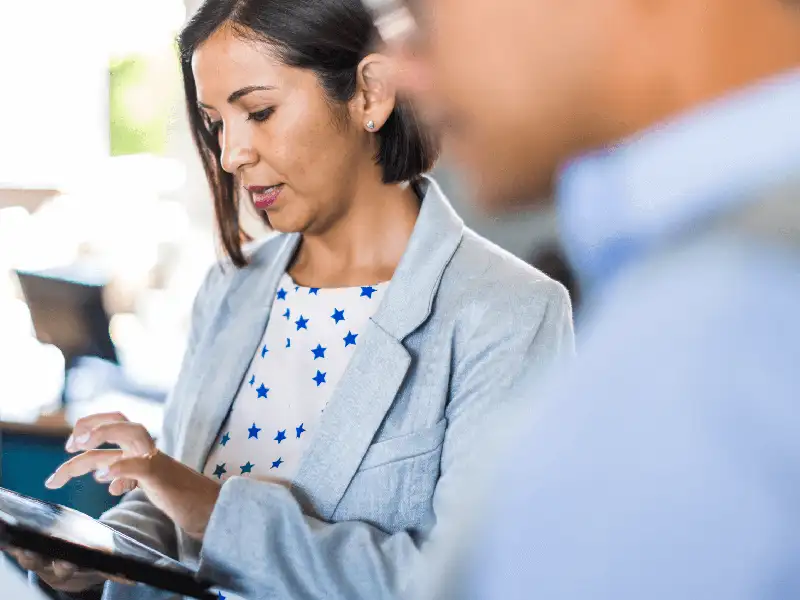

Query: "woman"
(20, 0), (574, 598)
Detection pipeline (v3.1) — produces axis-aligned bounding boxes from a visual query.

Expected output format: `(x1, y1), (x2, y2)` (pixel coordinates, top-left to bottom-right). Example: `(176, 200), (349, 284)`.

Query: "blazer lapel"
(176, 234), (301, 470)
(291, 321), (411, 519)
(292, 177), (465, 520)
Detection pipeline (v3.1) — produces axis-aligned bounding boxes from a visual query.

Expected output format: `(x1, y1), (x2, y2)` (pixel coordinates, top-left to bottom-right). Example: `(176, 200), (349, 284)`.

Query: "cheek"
(258, 103), (350, 191)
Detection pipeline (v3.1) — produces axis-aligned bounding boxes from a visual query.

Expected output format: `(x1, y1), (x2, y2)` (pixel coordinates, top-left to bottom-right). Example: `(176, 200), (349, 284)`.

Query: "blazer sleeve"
(99, 265), (222, 558)
(197, 279), (575, 599)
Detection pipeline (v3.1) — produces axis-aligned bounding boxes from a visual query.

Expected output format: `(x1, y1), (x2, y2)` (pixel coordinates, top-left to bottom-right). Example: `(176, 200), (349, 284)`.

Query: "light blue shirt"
(457, 69), (800, 600)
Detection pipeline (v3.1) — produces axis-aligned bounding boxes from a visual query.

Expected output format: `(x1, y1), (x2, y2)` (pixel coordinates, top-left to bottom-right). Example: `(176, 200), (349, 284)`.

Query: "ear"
(351, 53), (397, 132)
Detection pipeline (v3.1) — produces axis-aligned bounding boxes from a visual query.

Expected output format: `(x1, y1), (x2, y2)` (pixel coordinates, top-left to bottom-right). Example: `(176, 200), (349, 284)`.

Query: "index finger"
(66, 412), (128, 452)
(45, 449), (123, 490)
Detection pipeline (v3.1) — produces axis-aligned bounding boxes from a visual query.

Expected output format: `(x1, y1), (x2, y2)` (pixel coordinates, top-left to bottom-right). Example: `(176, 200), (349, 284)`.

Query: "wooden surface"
(0, 410), (71, 437)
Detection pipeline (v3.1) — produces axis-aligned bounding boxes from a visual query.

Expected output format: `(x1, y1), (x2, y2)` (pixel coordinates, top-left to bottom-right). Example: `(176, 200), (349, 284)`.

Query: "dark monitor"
(15, 267), (118, 370)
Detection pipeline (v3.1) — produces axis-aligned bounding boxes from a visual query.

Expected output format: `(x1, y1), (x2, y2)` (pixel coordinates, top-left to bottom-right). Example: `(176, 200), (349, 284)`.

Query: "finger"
(108, 477), (138, 496)
(66, 412), (129, 452)
(51, 560), (77, 580)
(107, 455), (158, 482)
(73, 421), (154, 457)
(9, 550), (47, 571)
(45, 449), (123, 489)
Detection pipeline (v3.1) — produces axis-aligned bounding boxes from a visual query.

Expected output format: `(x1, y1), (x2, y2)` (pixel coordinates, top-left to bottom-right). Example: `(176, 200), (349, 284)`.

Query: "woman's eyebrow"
(198, 85), (277, 110)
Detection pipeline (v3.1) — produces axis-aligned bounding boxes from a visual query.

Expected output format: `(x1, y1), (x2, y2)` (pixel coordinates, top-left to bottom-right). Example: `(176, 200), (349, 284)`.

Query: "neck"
(291, 170), (421, 287)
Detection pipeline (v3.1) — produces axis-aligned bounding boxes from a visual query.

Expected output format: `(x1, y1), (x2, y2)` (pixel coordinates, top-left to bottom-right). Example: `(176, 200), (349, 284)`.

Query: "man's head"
(370, 0), (800, 210)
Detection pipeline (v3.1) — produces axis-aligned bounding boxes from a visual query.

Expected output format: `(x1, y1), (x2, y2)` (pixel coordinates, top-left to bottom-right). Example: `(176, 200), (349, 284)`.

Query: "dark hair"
(178, 0), (439, 267)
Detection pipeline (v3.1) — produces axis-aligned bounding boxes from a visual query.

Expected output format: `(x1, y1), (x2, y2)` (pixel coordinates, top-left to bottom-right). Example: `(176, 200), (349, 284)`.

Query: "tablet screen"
(0, 487), (194, 576)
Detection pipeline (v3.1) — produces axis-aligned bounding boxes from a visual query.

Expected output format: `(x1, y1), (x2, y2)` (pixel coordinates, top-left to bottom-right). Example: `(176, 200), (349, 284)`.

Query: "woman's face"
(192, 27), (375, 234)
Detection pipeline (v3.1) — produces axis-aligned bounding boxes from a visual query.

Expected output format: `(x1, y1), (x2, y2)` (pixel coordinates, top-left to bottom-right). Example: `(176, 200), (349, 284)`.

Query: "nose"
(219, 122), (258, 174)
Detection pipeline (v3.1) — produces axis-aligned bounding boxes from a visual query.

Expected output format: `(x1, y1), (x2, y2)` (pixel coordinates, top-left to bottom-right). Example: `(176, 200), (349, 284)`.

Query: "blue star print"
(213, 464), (226, 479)
(261, 344), (269, 358)
(295, 315), (309, 331)
(296, 423), (306, 438)
(217, 591), (226, 600)
(309, 287), (320, 295)
(271, 457), (283, 469)
(248, 374), (255, 386)
(344, 331), (358, 347)
(256, 383), (269, 399)
(283, 308), (291, 320)
(220, 432), (231, 446)
(276, 288), (287, 300)
(313, 370), (327, 386)
(312, 344), (327, 359)
(248, 423), (262, 439)
(361, 286), (377, 298)
(240, 462), (254, 475)
(286, 337), (291, 348)
(275, 429), (286, 443)
(331, 308), (345, 324)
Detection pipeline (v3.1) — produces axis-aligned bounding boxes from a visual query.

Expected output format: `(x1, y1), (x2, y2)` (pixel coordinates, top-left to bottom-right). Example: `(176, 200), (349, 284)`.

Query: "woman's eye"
(247, 108), (274, 123)
(206, 120), (222, 135)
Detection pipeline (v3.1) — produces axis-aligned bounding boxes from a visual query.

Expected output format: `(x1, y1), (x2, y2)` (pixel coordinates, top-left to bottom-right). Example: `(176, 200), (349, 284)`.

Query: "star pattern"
(203, 274), (386, 486)
(313, 370), (327, 386)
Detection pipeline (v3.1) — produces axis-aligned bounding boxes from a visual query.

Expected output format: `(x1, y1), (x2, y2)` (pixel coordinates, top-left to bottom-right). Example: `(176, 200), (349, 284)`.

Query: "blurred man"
(362, 0), (800, 598)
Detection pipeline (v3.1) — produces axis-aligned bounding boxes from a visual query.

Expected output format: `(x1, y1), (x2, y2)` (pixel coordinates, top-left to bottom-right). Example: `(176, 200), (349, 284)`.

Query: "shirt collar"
(557, 68), (800, 289)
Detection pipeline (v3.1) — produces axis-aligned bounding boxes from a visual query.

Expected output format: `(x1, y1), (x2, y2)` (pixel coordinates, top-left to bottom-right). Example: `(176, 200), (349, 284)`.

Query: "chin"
(261, 209), (307, 235)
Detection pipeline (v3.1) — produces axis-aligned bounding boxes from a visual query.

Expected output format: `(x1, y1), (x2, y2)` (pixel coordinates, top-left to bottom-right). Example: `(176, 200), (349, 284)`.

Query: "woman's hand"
(5, 549), (111, 593)
(46, 412), (222, 540)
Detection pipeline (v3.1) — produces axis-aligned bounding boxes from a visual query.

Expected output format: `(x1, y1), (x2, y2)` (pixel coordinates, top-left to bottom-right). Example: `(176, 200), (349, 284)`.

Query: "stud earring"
(366, 120), (376, 130)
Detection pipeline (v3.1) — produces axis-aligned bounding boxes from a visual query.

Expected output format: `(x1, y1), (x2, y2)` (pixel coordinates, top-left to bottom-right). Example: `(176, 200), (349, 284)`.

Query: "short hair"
(178, 0), (439, 267)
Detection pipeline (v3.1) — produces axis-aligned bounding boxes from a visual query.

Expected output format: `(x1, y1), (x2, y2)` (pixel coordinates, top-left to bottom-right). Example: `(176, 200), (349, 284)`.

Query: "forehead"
(191, 27), (287, 103)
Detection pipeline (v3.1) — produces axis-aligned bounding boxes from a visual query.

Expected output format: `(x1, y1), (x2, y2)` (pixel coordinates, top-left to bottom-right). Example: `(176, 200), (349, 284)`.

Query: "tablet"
(0, 487), (217, 599)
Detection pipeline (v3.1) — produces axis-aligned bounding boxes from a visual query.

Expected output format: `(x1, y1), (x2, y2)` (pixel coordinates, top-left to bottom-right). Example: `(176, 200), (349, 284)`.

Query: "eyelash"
(205, 108), (274, 136)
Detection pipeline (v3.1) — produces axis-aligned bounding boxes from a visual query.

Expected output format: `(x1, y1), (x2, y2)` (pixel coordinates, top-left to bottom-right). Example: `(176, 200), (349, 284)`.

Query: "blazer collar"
(229, 175), (465, 340)
(371, 176), (464, 339)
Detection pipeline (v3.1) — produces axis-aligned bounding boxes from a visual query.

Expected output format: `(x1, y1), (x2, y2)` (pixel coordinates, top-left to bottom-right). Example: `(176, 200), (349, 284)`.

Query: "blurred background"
(0, 0), (569, 516)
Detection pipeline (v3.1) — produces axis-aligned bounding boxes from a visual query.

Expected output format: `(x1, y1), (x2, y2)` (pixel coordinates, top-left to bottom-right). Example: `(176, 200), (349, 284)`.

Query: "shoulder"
(441, 227), (572, 330)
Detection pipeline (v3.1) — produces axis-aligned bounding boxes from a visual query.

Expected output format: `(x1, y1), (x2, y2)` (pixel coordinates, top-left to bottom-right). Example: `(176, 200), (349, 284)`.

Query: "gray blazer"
(100, 178), (574, 600)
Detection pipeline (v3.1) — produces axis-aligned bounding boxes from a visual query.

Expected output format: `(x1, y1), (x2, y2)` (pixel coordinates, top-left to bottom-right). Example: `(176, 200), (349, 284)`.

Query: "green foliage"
(109, 49), (180, 156)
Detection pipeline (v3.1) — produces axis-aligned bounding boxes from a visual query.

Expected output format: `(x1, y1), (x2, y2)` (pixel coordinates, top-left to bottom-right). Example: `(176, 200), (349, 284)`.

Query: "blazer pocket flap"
(360, 420), (447, 471)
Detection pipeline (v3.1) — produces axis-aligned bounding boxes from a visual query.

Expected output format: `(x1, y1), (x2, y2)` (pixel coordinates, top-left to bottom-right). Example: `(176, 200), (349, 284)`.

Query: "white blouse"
(203, 273), (387, 485)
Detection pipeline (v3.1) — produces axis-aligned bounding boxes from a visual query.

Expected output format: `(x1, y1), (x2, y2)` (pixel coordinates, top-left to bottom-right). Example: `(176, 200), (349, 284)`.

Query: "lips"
(246, 184), (284, 210)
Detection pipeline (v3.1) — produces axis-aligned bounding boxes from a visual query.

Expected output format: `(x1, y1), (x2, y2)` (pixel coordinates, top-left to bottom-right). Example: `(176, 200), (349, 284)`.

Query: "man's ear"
(351, 53), (398, 132)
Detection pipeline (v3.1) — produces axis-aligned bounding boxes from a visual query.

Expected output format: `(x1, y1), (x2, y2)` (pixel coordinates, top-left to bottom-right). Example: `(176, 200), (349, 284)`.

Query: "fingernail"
(95, 468), (110, 481)
(65, 435), (74, 451)
(45, 475), (58, 489)
(75, 433), (91, 445)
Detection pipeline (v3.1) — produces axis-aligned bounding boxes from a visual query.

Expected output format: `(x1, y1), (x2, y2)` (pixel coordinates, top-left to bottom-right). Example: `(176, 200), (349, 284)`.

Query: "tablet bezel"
(0, 489), (216, 600)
